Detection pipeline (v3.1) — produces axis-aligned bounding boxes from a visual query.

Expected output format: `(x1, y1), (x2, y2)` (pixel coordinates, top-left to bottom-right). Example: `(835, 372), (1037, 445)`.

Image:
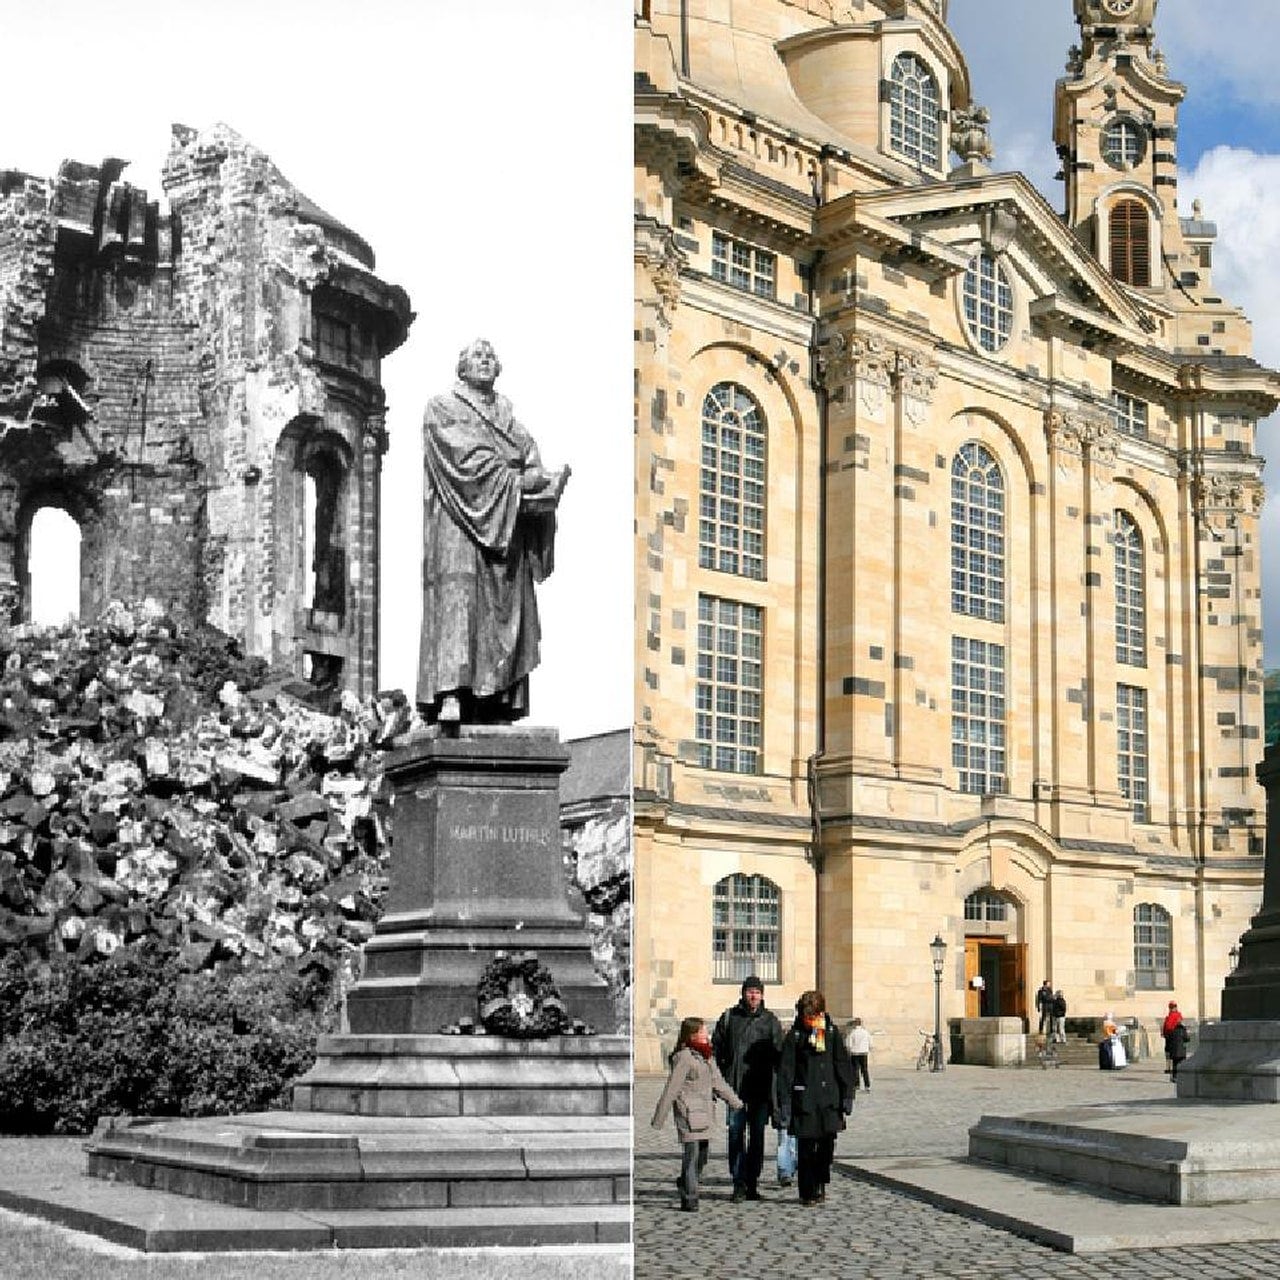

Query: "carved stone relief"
(1194, 471), (1265, 538)
(896, 347), (939, 426)
(634, 219), (685, 330)
(819, 332), (937, 425)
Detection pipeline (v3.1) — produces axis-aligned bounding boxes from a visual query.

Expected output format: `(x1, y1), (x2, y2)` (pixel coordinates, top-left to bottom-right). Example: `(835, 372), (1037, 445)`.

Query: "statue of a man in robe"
(416, 339), (569, 726)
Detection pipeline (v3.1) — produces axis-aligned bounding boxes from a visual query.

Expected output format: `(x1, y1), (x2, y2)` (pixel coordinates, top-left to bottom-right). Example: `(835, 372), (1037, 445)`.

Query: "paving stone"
(635, 1062), (1280, 1279)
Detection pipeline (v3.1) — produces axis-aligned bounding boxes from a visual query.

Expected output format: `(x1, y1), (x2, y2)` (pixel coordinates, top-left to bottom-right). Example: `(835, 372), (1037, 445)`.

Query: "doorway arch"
(963, 887), (1026, 1021)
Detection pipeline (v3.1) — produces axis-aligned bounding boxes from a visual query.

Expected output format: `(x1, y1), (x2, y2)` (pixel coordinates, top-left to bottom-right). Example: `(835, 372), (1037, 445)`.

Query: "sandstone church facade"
(634, 0), (1280, 1068)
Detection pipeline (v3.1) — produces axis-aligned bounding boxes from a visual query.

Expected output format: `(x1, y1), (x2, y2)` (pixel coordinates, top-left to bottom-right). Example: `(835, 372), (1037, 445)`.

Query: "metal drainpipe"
(679, 0), (689, 76)
(1189, 394), (1209, 1022)
(808, 228), (828, 992)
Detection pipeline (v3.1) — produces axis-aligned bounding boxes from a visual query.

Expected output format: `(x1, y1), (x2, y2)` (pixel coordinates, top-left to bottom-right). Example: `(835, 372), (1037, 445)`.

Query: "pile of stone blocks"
(0, 599), (630, 1012)
(0, 600), (404, 980)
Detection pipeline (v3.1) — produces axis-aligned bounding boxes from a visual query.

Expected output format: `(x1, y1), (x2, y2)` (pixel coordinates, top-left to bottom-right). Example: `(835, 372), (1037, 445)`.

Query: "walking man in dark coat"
(1035, 978), (1054, 1034)
(712, 975), (783, 1201)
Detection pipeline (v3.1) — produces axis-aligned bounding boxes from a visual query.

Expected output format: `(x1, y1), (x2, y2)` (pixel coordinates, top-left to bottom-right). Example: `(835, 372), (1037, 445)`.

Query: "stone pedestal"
(1178, 743), (1280, 1101)
(970, 1101), (1280, 1204)
(343, 725), (614, 1036)
(1176, 1022), (1280, 1102)
(293, 1033), (629, 1119)
(959, 1017), (1025, 1067)
(79, 723), (631, 1248)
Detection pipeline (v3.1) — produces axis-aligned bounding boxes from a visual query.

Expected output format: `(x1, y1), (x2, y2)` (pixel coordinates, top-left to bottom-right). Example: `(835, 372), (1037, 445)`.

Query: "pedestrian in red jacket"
(1161, 1001), (1184, 1077)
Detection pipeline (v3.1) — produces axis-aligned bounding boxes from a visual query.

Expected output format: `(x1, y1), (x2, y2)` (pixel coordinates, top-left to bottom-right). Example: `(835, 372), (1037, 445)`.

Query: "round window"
(1101, 117), (1146, 170)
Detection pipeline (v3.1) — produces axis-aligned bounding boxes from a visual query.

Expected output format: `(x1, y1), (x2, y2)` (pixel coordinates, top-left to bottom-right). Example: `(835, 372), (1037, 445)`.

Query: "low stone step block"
(85, 1110), (630, 1214)
(970, 1099), (1280, 1204)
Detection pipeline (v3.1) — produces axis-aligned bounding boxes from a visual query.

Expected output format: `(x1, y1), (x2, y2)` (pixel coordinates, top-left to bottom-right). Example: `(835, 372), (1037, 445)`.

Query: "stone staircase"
(1019, 1032), (1102, 1068)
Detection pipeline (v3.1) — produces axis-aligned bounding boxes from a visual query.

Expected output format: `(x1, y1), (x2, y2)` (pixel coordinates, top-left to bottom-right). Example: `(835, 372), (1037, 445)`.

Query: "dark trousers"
(851, 1054), (870, 1089)
(727, 1098), (769, 1191)
(796, 1134), (836, 1202)
(1038, 1007), (1052, 1033)
(680, 1139), (708, 1207)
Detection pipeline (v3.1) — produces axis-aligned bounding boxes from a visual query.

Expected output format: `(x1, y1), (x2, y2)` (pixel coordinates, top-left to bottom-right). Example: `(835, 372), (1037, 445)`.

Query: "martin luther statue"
(416, 339), (569, 726)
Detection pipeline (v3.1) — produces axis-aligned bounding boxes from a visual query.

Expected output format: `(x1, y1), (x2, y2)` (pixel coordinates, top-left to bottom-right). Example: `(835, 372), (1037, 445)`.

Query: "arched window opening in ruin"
(28, 506), (82, 625)
(302, 650), (344, 691)
(303, 451), (346, 619)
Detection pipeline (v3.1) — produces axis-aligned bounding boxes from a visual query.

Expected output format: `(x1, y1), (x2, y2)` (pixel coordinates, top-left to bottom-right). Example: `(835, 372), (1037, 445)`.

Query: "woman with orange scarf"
(776, 990), (854, 1206)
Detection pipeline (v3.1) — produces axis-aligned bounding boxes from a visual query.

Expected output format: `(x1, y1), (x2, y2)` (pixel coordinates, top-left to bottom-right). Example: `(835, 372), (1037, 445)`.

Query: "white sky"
(3, 0), (633, 740)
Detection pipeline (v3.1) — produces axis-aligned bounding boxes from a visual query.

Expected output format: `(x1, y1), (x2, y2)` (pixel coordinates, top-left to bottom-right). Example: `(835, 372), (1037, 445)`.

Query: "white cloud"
(1154, 0), (1280, 107)
(1180, 148), (1280, 371)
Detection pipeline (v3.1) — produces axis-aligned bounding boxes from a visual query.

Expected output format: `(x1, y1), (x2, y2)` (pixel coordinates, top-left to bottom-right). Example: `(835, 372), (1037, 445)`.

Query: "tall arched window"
(1134, 903), (1172, 989)
(695, 595), (763, 774)
(1110, 199), (1151, 286)
(1114, 511), (1145, 667)
(700, 383), (766, 580)
(951, 443), (1005, 623)
(712, 873), (780, 983)
(889, 53), (941, 169)
(304, 450), (347, 617)
(951, 636), (1007, 795)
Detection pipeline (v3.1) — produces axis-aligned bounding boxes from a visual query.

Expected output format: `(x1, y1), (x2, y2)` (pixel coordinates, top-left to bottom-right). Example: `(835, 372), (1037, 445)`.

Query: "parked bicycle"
(915, 1028), (939, 1071)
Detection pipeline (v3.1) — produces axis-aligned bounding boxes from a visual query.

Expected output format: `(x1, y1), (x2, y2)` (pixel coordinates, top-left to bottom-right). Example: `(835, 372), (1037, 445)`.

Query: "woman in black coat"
(776, 989), (854, 1206)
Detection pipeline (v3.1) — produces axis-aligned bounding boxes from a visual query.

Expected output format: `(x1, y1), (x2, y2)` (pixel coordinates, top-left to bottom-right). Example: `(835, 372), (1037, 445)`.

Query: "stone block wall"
(0, 126), (411, 697)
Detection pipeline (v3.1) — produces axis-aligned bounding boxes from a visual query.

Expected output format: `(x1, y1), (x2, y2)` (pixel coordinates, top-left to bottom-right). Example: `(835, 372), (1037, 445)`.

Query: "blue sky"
(1180, 98), (1280, 165)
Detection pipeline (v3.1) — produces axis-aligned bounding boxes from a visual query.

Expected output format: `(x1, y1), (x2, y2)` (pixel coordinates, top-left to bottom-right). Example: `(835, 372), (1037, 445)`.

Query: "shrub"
(0, 942), (336, 1134)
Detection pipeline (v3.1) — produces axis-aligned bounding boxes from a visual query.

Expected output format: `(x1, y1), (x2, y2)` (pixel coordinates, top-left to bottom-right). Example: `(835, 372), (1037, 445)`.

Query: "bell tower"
(1054, 0), (1181, 287)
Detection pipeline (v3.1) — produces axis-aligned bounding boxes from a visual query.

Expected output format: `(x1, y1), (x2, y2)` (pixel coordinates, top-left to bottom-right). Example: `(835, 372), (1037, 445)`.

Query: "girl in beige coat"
(651, 1016), (743, 1211)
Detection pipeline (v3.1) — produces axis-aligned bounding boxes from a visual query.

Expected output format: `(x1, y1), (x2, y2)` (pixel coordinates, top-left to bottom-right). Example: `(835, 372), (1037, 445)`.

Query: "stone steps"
(86, 1109), (631, 1215)
(1018, 1036), (1101, 1068)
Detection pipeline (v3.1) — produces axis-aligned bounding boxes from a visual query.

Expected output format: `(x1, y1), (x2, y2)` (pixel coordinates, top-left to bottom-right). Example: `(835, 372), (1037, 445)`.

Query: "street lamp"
(929, 933), (947, 1073)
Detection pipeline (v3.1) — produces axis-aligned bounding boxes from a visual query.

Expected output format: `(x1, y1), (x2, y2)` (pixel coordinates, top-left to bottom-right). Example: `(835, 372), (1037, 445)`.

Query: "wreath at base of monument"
(476, 950), (571, 1038)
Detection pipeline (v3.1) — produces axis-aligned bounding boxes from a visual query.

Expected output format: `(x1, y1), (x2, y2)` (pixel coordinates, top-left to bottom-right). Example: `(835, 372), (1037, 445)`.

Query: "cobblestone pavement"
(635, 1059), (1280, 1279)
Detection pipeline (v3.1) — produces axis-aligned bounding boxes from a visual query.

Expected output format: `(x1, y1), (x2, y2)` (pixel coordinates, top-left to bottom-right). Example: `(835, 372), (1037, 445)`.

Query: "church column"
(1081, 418), (1128, 809)
(818, 329), (895, 780)
(356, 408), (388, 698)
(890, 344), (940, 781)
(1044, 409), (1093, 812)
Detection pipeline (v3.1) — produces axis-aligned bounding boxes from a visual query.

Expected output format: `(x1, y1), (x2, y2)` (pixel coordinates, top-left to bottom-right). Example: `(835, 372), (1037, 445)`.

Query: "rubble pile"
(565, 812), (631, 1030)
(0, 600), (630, 1018)
(0, 600), (411, 981)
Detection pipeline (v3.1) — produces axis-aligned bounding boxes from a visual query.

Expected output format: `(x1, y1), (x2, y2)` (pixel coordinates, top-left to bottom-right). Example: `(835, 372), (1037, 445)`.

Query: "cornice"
(832, 173), (1153, 336)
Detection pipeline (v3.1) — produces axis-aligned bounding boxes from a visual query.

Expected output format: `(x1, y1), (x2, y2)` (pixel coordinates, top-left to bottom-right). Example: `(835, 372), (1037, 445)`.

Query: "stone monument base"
(345, 725), (616, 1035)
(84, 1108), (629, 1218)
(74, 723), (631, 1247)
(292, 1032), (630, 1118)
(970, 1097), (1280, 1204)
(1175, 1020), (1280, 1102)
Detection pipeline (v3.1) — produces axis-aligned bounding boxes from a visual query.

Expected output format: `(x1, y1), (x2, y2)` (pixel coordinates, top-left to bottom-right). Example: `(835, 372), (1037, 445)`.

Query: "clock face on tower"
(1102, 0), (1136, 15)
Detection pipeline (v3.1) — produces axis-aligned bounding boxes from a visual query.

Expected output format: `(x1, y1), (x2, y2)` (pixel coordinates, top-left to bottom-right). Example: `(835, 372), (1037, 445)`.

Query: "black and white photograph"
(0, 1), (631, 1275)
